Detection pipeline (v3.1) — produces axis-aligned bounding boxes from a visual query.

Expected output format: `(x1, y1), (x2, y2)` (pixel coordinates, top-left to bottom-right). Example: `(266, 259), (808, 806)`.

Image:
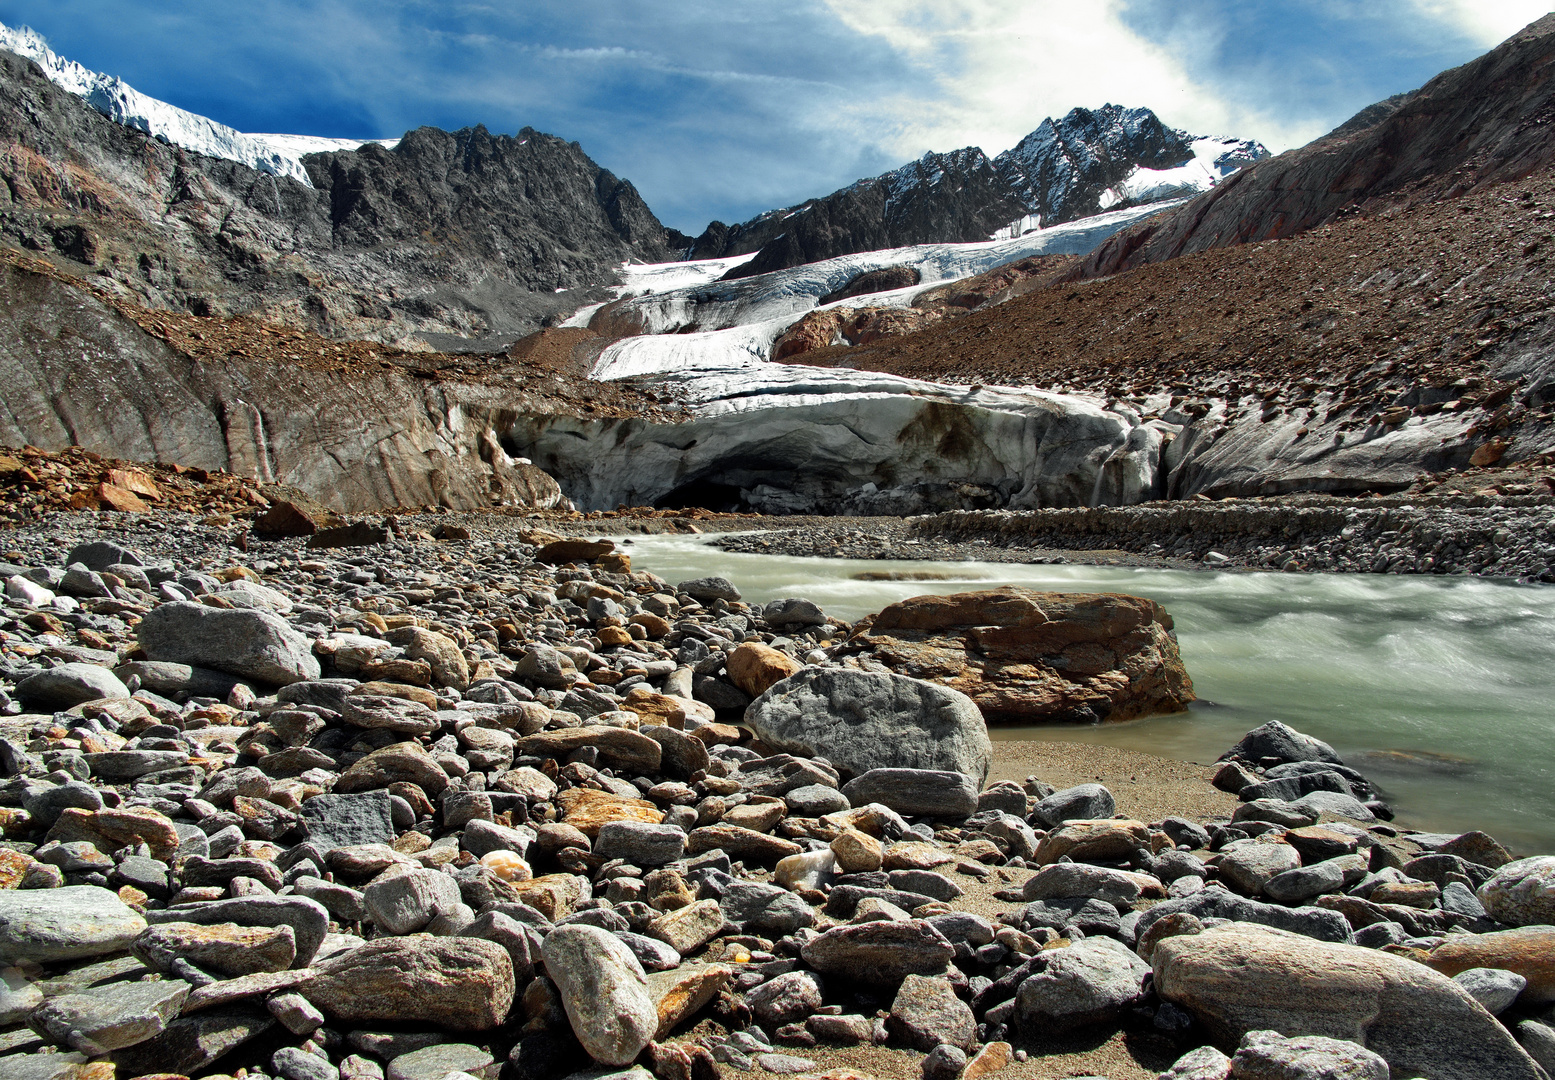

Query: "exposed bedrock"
(0, 261), (564, 513)
(508, 367), (1168, 513)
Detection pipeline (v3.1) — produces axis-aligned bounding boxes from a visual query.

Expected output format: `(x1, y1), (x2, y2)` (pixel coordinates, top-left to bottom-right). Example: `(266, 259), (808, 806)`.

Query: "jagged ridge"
(690, 104), (1266, 280)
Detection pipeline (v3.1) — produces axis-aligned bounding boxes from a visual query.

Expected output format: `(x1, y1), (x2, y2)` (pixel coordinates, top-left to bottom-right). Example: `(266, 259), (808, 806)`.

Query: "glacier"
(585, 198), (1188, 376)
(0, 21), (394, 187)
(510, 195), (1197, 512)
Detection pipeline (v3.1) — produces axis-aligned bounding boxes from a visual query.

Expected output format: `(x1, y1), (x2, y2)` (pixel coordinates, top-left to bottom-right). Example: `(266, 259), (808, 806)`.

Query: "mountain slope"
(1079, 14), (1555, 277)
(0, 46), (673, 347)
(690, 105), (1266, 279)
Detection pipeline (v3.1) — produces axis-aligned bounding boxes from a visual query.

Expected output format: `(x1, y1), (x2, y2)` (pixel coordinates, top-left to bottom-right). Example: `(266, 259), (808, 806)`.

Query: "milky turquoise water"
(622, 534), (1555, 855)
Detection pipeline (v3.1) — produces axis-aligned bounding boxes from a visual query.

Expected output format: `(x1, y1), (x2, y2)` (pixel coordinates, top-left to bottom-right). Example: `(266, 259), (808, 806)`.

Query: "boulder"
(306, 936), (514, 1030)
(748, 970), (824, 1027)
(888, 974), (976, 1051)
(143, 896), (330, 967)
(677, 577), (740, 602)
(16, 663), (129, 707)
(541, 924), (658, 1065)
(517, 727), (662, 774)
(132, 921), (296, 976)
(1021, 863), (1159, 908)
(30, 978), (190, 1054)
(1028, 783), (1114, 828)
(1014, 936), (1149, 1033)
(593, 822), (686, 867)
(1479, 857), (1555, 927)
(1223, 721), (1342, 766)
(744, 668), (992, 784)
(841, 769), (980, 818)
(763, 598), (827, 627)
(800, 920), (954, 984)
(727, 643), (802, 698)
(1153, 923), (1544, 1079)
(0, 885), (146, 963)
(137, 601), (320, 684)
(1135, 887), (1352, 944)
(1033, 819), (1151, 865)
(1230, 1030), (1388, 1080)
(850, 586), (1193, 723)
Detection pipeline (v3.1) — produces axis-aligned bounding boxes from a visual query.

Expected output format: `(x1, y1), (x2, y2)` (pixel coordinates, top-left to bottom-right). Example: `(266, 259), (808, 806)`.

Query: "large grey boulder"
(137, 601), (320, 685)
(0, 885), (146, 963)
(1154, 923), (1545, 1079)
(887, 974), (976, 1051)
(744, 668), (992, 784)
(31, 979), (191, 1054)
(1029, 783), (1114, 828)
(1134, 886), (1352, 944)
(143, 896), (329, 967)
(541, 924), (658, 1066)
(800, 920), (955, 984)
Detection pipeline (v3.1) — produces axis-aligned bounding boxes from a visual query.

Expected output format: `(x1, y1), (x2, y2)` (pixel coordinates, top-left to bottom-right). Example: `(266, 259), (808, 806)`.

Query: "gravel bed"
(0, 509), (1549, 1080)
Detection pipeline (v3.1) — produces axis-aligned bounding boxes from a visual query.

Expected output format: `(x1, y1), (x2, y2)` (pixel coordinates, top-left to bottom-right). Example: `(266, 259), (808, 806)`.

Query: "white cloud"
(1406, 1), (1552, 45)
(818, 0), (1325, 159)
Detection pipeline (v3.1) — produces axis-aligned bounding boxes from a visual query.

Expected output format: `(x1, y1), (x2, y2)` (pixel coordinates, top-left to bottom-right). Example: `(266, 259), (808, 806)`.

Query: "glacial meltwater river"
(621, 534), (1555, 855)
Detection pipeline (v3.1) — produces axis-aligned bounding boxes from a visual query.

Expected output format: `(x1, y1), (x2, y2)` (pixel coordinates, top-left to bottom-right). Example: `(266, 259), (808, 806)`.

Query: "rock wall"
(0, 260), (565, 513)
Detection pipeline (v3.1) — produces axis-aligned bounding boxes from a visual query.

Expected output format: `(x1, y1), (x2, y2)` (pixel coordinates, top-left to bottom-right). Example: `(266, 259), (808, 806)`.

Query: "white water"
(622, 535), (1555, 855)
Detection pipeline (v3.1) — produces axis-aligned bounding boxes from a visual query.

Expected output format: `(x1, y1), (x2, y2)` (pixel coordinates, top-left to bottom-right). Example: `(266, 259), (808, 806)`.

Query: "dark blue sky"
(0, 1), (1542, 233)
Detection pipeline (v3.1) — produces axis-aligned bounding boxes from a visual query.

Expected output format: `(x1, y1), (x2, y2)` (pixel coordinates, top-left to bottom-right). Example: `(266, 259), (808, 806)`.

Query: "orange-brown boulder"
(852, 586), (1193, 724)
(536, 538), (616, 564)
(727, 643), (802, 698)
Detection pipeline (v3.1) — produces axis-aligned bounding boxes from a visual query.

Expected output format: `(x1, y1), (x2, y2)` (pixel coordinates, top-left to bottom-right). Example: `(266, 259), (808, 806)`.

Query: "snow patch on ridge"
(1101, 136), (1265, 210)
(0, 21), (395, 187)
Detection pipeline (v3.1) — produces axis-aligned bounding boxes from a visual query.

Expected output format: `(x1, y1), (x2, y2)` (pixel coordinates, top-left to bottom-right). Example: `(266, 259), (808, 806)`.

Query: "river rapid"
(622, 534), (1555, 854)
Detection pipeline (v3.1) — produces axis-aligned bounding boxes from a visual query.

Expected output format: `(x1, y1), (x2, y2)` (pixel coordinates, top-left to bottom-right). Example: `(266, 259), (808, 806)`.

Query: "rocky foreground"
(0, 512), (1552, 1080)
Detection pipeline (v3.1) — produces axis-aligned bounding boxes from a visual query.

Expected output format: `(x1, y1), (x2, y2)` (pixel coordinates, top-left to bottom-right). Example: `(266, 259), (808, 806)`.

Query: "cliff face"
(1079, 15), (1555, 277)
(0, 50), (673, 348)
(0, 253), (670, 512)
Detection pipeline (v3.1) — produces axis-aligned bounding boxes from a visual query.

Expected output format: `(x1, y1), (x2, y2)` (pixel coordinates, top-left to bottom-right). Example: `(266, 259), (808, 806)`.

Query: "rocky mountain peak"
(993, 103), (1268, 227)
(691, 104), (1268, 278)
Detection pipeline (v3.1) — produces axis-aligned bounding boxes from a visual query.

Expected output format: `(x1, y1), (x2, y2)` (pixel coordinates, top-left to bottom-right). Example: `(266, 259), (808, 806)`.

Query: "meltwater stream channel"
(621, 534), (1555, 855)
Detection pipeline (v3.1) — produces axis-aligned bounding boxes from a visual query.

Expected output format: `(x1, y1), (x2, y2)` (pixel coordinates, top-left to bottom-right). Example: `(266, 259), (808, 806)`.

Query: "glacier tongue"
(511, 364), (1171, 514)
(0, 21), (393, 187)
(587, 199), (1187, 357)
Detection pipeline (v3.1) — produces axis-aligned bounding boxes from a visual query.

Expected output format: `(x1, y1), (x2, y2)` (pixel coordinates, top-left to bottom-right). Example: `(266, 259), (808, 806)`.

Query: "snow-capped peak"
(0, 21), (397, 187)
